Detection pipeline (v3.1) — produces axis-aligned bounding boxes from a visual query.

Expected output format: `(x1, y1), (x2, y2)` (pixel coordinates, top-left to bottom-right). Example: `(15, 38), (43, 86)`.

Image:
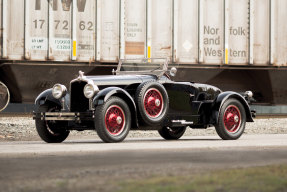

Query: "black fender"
(93, 87), (138, 128)
(35, 89), (70, 109)
(212, 91), (254, 124)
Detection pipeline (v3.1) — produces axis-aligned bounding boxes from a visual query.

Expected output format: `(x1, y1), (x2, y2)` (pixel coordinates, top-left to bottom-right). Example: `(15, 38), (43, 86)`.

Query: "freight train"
(0, 0), (287, 112)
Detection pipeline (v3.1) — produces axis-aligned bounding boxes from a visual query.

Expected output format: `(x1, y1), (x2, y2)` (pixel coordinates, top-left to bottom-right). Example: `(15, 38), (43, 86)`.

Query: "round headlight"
(52, 84), (67, 99)
(84, 83), (99, 99)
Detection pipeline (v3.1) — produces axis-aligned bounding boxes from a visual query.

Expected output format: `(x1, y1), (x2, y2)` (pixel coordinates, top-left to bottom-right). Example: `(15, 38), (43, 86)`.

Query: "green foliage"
(118, 164), (287, 192)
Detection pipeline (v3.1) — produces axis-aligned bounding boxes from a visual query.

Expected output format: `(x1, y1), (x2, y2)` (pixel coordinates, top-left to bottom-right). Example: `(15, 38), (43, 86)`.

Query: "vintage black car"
(33, 58), (255, 143)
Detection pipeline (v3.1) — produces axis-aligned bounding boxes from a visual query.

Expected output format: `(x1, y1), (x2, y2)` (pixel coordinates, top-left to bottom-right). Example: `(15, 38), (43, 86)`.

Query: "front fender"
(213, 91), (253, 123)
(35, 89), (70, 109)
(93, 87), (138, 128)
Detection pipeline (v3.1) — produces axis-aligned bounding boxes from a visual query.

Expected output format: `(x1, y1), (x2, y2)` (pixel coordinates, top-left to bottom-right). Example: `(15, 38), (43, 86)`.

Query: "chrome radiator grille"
(70, 81), (89, 112)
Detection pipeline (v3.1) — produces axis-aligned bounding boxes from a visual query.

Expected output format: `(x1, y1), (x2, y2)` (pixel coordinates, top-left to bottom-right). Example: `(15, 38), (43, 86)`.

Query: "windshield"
(116, 58), (169, 77)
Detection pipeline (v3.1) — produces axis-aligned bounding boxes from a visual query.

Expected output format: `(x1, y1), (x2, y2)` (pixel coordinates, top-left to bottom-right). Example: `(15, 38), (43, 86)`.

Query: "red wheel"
(223, 105), (241, 133)
(135, 81), (169, 126)
(143, 88), (163, 118)
(105, 105), (125, 136)
(95, 96), (131, 143)
(215, 99), (246, 140)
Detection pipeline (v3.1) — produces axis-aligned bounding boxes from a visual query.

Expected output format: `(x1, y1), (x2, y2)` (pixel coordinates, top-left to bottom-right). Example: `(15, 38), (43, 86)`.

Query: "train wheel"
(0, 81), (10, 112)
(215, 99), (246, 140)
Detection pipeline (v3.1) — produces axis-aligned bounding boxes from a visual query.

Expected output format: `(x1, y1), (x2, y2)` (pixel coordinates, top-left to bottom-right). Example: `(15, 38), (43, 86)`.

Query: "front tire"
(215, 99), (246, 140)
(35, 105), (70, 143)
(158, 127), (186, 140)
(95, 96), (131, 143)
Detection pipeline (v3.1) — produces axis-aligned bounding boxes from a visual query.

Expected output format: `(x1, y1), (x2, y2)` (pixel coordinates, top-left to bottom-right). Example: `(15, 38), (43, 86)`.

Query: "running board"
(172, 120), (194, 126)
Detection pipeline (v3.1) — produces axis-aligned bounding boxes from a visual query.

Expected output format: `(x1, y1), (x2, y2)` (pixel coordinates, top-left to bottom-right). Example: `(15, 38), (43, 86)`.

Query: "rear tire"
(158, 127), (186, 140)
(35, 105), (70, 143)
(215, 99), (246, 140)
(95, 96), (131, 143)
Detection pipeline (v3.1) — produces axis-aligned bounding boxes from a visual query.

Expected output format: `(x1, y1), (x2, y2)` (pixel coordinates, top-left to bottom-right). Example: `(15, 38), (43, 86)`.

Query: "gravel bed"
(0, 116), (287, 141)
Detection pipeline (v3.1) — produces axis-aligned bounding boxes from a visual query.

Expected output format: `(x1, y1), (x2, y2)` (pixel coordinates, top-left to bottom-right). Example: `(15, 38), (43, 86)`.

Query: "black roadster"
(33, 58), (255, 143)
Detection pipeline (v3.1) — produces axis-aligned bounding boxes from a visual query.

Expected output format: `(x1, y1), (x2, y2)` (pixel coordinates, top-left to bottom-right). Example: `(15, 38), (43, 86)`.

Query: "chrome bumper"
(33, 111), (94, 121)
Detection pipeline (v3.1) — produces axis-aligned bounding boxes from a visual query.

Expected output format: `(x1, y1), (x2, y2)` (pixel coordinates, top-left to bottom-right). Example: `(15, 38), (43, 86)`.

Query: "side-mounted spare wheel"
(95, 96), (131, 143)
(215, 98), (246, 140)
(35, 105), (70, 143)
(158, 126), (186, 140)
(135, 81), (169, 126)
(0, 81), (10, 112)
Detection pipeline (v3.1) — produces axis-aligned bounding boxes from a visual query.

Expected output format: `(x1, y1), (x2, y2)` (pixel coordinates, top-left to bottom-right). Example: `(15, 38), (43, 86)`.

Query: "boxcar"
(0, 0), (287, 112)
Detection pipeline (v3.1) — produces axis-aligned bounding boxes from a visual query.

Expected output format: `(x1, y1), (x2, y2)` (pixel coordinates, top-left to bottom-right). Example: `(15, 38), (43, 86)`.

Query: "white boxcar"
(0, 0), (286, 65)
(1, 0), (287, 113)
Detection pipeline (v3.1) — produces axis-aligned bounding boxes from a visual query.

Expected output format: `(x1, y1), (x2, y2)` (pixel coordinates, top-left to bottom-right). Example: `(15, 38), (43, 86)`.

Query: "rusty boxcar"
(0, 0), (287, 112)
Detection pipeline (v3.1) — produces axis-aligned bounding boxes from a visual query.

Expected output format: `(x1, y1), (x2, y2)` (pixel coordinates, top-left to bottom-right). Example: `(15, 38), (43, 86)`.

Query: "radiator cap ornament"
(78, 70), (85, 80)
(79, 70), (84, 77)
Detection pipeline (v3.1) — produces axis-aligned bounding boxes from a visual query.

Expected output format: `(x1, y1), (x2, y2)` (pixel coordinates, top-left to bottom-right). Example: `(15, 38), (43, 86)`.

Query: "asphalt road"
(1, 134), (287, 155)
(1, 134), (287, 192)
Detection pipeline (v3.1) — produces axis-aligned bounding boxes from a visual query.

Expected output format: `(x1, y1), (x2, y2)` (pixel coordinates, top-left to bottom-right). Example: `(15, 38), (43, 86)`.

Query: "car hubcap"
(116, 116), (122, 124)
(105, 105), (125, 135)
(155, 99), (161, 107)
(234, 115), (239, 123)
(144, 88), (163, 118)
(223, 105), (241, 133)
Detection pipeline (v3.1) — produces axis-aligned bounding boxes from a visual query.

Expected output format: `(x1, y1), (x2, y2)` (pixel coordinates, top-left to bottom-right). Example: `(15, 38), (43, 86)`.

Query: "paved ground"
(1, 134), (287, 155)
(0, 134), (287, 191)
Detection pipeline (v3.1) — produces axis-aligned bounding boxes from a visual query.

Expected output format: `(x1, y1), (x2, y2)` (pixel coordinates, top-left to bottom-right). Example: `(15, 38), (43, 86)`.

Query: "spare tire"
(135, 81), (169, 126)
(0, 81), (10, 112)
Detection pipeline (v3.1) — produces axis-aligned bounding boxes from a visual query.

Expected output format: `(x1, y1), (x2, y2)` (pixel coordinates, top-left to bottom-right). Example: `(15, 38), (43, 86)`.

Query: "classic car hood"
(83, 75), (156, 86)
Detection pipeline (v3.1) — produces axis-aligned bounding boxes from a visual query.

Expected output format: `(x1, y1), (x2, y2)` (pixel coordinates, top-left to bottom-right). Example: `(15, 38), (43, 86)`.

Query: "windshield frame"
(116, 58), (169, 78)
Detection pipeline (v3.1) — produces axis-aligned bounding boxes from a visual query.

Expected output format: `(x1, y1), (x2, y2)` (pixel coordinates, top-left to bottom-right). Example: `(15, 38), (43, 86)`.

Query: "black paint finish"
(34, 71), (253, 131)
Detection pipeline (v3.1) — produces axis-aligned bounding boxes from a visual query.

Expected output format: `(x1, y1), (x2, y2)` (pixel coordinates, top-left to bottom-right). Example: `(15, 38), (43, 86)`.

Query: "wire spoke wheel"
(45, 107), (67, 136)
(223, 105), (241, 133)
(105, 105), (125, 136)
(215, 99), (246, 140)
(95, 96), (131, 143)
(136, 81), (169, 126)
(144, 88), (163, 118)
(35, 105), (69, 143)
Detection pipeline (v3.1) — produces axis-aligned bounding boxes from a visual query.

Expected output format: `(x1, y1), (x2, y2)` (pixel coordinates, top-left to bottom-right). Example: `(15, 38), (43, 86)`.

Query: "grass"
(118, 164), (287, 192)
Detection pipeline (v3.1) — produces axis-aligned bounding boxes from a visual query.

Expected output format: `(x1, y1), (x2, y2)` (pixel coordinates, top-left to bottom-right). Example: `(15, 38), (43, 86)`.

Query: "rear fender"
(35, 89), (70, 109)
(212, 91), (253, 124)
(93, 87), (138, 128)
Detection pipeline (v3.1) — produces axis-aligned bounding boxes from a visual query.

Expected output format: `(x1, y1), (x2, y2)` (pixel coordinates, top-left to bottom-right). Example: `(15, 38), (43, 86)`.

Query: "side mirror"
(170, 67), (177, 77)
